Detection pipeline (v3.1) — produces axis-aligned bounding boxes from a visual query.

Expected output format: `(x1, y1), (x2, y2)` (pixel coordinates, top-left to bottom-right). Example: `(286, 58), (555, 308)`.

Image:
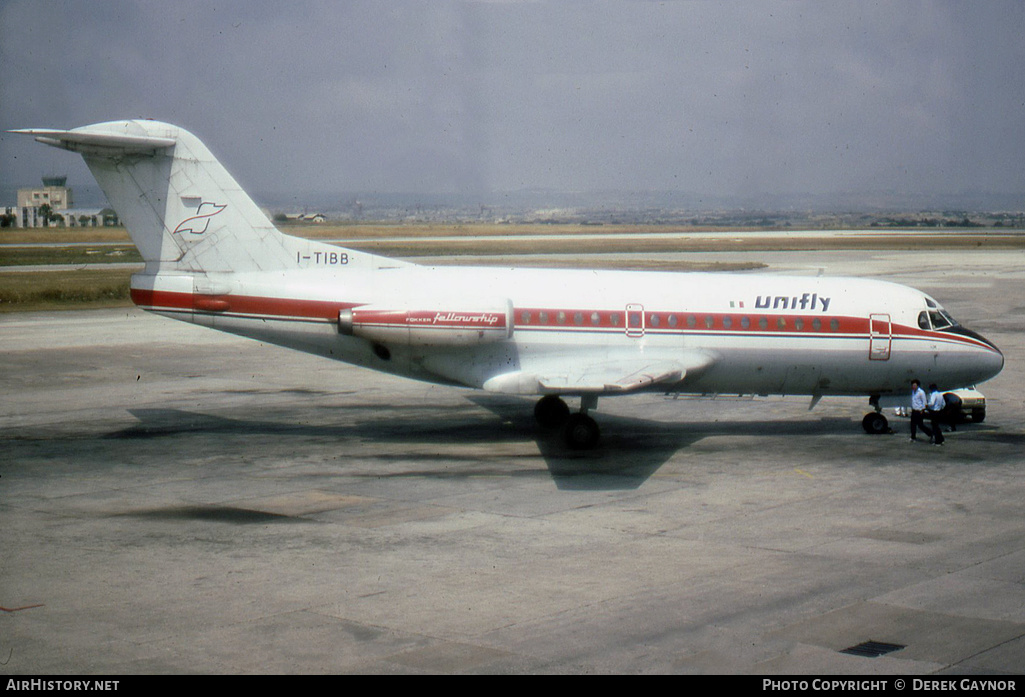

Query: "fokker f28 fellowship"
(14, 121), (1004, 448)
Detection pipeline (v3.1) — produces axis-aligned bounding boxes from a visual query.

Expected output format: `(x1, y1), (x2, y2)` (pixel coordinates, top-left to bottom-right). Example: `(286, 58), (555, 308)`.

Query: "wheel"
(563, 413), (601, 450)
(862, 412), (889, 435)
(971, 408), (986, 423)
(534, 395), (570, 429)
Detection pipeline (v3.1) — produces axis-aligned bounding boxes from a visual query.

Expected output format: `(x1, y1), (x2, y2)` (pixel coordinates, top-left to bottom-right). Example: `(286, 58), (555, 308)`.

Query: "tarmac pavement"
(1, 249), (1022, 674)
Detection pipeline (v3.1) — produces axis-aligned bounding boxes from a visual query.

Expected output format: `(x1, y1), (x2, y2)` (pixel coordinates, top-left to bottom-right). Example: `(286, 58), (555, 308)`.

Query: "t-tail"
(11, 120), (405, 297)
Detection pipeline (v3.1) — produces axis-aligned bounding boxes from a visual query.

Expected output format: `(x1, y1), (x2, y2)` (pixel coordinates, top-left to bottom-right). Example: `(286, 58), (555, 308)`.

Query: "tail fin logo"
(173, 202), (227, 236)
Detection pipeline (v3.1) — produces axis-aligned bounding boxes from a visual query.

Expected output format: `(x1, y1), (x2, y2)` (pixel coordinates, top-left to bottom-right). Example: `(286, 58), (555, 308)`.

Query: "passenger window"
(590, 312), (601, 326)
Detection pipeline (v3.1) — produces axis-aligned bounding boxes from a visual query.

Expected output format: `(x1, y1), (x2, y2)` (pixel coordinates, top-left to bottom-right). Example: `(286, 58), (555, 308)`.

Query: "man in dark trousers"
(909, 379), (933, 442)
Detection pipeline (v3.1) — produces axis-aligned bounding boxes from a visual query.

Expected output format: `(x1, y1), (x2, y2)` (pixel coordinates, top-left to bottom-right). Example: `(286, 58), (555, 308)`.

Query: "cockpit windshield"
(918, 299), (960, 331)
(931, 309), (958, 330)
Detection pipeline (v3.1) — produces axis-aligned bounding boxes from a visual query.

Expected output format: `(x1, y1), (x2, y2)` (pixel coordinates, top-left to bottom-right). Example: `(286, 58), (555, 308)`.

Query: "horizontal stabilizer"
(9, 127), (176, 156)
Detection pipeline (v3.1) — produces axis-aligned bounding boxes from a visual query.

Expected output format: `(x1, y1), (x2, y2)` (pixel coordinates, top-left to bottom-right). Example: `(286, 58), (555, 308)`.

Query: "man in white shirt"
(909, 379), (933, 442)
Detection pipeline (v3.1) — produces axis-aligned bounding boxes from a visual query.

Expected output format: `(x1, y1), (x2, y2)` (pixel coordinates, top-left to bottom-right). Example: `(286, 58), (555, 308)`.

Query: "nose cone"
(981, 340), (1005, 383)
(959, 326), (1004, 384)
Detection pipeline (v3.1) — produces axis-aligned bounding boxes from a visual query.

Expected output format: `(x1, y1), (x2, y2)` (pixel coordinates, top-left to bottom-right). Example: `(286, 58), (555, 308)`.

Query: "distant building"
(3, 176), (112, 229)
(17, 176), (74, 210)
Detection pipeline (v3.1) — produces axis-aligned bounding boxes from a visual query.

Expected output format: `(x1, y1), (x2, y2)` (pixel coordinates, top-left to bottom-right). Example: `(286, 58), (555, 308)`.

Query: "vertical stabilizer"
(13, 120), (298, 273)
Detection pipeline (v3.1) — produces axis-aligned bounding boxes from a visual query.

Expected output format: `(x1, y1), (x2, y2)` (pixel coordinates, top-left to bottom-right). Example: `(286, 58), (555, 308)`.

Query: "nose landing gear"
(862, 411), (890, 435)
(862, 395), (890, 434)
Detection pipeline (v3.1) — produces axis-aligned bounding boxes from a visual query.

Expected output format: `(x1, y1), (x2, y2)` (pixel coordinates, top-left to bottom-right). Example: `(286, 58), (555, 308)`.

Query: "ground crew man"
(909, 379), (933, 442)
(928, 384), (946, 445)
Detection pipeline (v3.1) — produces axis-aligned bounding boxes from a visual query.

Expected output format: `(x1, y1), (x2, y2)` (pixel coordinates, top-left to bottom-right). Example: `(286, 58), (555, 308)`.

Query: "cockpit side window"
(918, 311), (931, 330)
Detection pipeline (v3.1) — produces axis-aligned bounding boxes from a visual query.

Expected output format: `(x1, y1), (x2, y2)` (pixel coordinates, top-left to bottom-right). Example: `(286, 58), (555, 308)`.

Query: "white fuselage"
(131, 262), (1004, 400)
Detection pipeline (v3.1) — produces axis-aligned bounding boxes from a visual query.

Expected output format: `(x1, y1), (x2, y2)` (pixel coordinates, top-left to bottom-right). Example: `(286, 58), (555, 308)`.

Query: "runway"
(1, 249), (1023, 674)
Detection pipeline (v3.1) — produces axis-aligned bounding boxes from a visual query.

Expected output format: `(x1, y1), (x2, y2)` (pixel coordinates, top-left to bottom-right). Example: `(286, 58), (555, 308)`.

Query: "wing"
(483, 351), (716, 395)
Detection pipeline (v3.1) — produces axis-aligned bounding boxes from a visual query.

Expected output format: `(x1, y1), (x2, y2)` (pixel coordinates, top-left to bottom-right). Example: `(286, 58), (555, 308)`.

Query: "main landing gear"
(534, 395), (601, 450)
(862, 395), (890, 435)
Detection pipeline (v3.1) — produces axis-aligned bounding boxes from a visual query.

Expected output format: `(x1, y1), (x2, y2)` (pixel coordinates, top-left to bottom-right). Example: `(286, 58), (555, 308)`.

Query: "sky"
(2, 0), (1024, 209)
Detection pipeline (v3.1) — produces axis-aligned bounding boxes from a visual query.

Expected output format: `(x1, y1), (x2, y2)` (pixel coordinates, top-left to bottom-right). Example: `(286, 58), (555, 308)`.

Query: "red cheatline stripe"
(131, 288), (357, 320)
(514, 307), (870, 333)
(513, 307), (993, 350)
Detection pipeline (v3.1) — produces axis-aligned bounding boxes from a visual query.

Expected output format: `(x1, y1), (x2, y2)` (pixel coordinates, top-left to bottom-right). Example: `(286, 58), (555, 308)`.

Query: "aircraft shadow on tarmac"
(105, 397), (868, 491)
(466, 395), (867, 490)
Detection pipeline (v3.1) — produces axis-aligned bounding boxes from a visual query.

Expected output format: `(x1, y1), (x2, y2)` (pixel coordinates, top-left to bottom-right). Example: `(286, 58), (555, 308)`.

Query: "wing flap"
(483, 350), (716, 395)
(537, 360), (684, 393)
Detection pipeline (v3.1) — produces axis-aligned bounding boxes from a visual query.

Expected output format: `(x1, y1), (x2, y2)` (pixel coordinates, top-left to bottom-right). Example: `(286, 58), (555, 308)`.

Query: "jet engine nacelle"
(338, 299), (514, 346)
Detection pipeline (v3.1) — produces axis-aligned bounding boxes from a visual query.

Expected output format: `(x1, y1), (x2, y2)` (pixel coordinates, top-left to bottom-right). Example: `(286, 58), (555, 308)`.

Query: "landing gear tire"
(563, 413), (601, 450)
(862, 412), (889, 435)
(534, 395), (570, 429)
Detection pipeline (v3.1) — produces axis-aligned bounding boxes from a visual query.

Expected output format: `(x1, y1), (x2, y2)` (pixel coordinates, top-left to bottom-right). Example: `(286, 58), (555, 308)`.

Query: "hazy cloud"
(2, 1), (1023, 205)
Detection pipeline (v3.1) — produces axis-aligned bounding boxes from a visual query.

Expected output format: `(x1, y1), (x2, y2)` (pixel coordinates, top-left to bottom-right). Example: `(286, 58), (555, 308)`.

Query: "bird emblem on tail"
(172, 201), (226, 236)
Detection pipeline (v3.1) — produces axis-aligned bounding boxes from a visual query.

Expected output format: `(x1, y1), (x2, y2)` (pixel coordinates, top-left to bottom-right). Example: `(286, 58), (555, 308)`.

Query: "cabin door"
(869, 313), (892, 360)
(626, 304), (645, 338)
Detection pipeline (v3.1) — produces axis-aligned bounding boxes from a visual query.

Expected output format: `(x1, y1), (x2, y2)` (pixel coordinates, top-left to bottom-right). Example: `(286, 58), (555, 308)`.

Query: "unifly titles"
(755, 292), (832, 312)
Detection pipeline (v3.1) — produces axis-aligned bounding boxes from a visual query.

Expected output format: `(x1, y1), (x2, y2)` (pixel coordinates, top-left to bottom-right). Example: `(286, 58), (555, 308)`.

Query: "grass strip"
(0, 245), (141, 266)
(0, 269), (133, 312)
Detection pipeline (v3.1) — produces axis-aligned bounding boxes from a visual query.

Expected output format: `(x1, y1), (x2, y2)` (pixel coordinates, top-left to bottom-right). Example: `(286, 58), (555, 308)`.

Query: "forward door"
(869, 313), (891, 360)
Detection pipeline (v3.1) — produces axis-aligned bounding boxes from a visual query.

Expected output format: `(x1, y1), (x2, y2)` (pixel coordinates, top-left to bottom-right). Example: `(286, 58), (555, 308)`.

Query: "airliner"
(13, 120), (1004, 448)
